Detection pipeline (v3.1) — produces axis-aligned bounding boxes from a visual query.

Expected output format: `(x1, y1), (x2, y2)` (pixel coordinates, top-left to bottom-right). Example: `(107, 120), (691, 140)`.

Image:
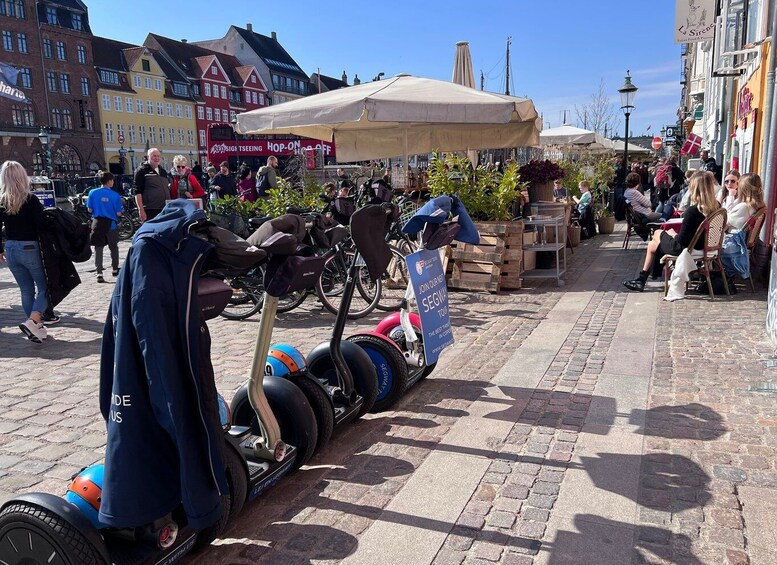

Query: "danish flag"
(680, 133), (702, 156)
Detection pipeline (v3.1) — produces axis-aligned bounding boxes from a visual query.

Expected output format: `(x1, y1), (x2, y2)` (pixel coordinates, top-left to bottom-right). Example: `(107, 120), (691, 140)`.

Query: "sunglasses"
(724, 179), (737, 184)
(176, 165), (186, 169)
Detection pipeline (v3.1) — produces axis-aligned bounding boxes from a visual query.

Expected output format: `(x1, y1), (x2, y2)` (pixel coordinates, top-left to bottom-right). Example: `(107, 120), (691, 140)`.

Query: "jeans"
(5, 240), (48, 318)
(95, 230), (119, 274)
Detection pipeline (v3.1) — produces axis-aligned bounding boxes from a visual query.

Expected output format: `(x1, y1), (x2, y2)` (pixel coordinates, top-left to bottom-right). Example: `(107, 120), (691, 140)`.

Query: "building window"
(125, 96), (132, 113)
(154, 78), (161, 91)
(136, 99), (143, 113)
(185, 106), (192, 119)
(42, 38), (51, 58)
(56, 41), (66, 60)
(104, 123), (113, 142)
(2, 31), (12, 51)
(166, 102), (172, 117)
(116, 123), (124, 141)
(99, 70), (119, 85)
(259, 93), (264, 105)
(175, 103), (182, 118)
(173, 82), (187, 96)
(84, 110), (94, 131)
(192, 84), (200, 97)
(156, 102), (163, 115)
(146, 100), (153, 114)
(144, 77), (151, 89)
(199, 129), (205, 147)
(77, 45), (86, 64)
(197, 106), (203, 120)
(159, 127), (165, 145)
(211, 66), (217, 75)
(187, 130), (194, 146)
(205, 107), (212, 121)
(62, 108), (72, 130)
(139, 125), (146, 144)
(178, 128), (185, 145)
(149, 126), (156, 144)
(212, 85), (219, 99)
(220, 85), (226, 99)
(80, 76), (89, 96)
(214, 108), (221, 121)
(47, 71), (57, 92)
(16, 32), (26, 53)
(230, 110), (236, 121)
(18, 67), (30, 88)
(71, 13), (82, 31)
(102, 94), (111, 110)
(59, 73), (70, 93)
(141, 59), (150, 72)
(252, 91), (258, 104)
(205, 83), (212, 97)
(133, 75), (141, 88)
(272, 75), (280, 88)
(51, 108), (62, 128)
(251, 75), (256, 83)
(128, 124), (136, 144)
(168, 127), (175, 145)
(46, 6), (57, 24)
(113, 96), (122, 112)
(11, 104), (34, 127)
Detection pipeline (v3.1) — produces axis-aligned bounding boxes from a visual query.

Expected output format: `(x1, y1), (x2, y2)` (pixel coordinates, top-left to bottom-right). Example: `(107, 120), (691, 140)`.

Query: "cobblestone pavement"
(0, 224), (774, 564)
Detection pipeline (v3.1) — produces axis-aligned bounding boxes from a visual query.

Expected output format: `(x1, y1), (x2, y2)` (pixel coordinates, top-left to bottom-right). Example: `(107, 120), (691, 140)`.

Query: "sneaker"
(96, 274), (105, 283)
(112, 268), (120, 277)
(19, 319), (47, 343)
(42, 313), (61, 325)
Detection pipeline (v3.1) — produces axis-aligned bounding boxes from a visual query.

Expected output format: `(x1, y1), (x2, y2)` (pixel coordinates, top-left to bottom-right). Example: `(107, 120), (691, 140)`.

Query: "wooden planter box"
(448, 221), (524, 293)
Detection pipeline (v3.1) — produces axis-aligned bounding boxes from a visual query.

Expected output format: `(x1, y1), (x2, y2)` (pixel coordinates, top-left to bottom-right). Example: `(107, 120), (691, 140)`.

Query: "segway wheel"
(347, 335), (409, 412)
(191, 491), (231, 552)
(290, 376), (335, 452)
(224, 442), (248, 518)
(307, 341), (378, 418)
(0, 502), (107, 565)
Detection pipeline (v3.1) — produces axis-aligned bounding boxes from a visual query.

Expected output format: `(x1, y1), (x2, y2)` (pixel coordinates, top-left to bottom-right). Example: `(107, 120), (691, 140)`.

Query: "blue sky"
(88, 0), (681, 138)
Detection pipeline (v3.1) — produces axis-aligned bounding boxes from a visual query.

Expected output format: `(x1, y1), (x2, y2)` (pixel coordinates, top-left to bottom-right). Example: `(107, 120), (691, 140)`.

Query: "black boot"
(623, 270), (649, 292)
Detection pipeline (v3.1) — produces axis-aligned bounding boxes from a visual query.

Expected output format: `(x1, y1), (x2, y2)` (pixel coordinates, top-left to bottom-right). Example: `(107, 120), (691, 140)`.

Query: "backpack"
(45, 208), (91, 263)
(654, 164), (672, 188)
(371, 179), (393, 203)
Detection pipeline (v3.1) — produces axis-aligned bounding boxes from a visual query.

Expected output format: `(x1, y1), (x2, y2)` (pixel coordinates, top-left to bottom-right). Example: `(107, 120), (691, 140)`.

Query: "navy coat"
(98, 200), (227, 529)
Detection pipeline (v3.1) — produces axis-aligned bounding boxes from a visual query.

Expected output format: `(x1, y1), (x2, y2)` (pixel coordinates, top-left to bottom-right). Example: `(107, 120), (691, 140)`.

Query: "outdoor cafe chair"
(662, 208), (729, 299)
(623, 203), (651, 250)
(740, 206), (766, 293)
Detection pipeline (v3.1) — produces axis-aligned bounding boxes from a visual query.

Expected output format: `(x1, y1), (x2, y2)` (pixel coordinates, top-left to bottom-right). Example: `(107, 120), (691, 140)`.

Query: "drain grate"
(750, 381), (777, 393)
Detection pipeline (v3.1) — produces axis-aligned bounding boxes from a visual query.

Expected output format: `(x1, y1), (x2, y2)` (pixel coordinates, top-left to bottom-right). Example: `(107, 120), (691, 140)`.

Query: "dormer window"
(211, 66), (217, 75)
(142, 59), (150, 72)
(46, 6), (57, 24)
(71, 13), (82, 30)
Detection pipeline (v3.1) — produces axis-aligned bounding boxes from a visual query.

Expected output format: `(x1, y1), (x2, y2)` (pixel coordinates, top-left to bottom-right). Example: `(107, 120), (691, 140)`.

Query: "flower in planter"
(518, 160), (564, 185)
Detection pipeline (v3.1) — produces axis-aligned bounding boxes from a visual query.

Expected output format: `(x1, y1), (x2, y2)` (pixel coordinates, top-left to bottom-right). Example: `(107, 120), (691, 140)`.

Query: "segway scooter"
(365, 195), (480, 411)
(0, 205), (321, 565)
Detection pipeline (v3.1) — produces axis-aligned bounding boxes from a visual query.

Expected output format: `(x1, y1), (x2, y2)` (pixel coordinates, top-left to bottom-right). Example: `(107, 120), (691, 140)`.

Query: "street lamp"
(373, 72), (385, 82)
(618, 71), (638, 171)
(127, 147), (135, 171)
(660, 127), (667, 159)
(231, 116), (240, 171)
(37, 126), (53, 177)
(118, 142), (127, 175)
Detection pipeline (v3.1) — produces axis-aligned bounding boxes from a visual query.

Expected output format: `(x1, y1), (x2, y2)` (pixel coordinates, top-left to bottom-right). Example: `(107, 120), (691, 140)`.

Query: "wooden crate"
(448, 221), (524, 293)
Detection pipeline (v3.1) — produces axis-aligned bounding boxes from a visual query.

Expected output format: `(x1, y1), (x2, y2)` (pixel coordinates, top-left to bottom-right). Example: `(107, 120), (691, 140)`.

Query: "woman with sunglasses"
(717, 169), (740, 205)
(725, 172), (764, 231)
(169, 154), (205, 201)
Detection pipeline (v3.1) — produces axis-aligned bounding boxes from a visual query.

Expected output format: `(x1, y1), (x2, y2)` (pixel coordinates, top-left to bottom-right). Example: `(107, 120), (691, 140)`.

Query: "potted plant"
(518, 160), (564, 202)
(593, 184), (615, 234)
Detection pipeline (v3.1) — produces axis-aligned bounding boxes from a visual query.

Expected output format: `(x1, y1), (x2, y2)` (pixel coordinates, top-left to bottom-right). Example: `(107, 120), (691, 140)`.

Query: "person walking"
(256, 156), (279, 198)
(0, 160), (50, 342)
(211, 161), (237, 199)
(87, 171), (123, 283)
(133, 147), (168, 222)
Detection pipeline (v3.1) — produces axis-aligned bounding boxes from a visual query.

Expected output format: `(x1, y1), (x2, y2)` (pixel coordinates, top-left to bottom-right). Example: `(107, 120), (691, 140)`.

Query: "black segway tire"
(224, 442), (248, 518)
(0, 500), (107, 565)
(191, 491), (231, 552)
(346, 334), (409, 413)
(290, 375), (335, 451)
(307, 340), (378, 419)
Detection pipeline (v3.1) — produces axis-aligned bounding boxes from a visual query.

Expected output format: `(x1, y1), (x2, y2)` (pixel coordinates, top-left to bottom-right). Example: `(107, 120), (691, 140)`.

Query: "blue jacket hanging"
(722, 230), (749, 279)
(98, 200), (227, 529)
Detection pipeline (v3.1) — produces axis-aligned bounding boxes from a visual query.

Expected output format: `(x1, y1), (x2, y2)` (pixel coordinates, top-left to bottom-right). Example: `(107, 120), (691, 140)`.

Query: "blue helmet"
(217, 393), (230, 430)
(65, 464), (105, 529)
(265, 344), (306, 376)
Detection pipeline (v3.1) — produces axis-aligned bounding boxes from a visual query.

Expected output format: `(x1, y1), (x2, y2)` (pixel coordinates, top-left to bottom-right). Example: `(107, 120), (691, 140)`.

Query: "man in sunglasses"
(133, 147), (169, 222)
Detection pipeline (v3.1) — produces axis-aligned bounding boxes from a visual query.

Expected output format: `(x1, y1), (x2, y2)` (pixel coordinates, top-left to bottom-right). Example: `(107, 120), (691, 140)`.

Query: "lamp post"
(660, 127), (667, 160)
(118, 143), (127, 175)
(231, 116), (240, 171)
(618, 71), (638, 171)
(37, 126), (54, 177)
(127, 147), (135, 171)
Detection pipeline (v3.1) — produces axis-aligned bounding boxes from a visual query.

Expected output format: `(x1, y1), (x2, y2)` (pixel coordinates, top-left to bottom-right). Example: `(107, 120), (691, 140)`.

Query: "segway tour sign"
(406, 248), (454, 365)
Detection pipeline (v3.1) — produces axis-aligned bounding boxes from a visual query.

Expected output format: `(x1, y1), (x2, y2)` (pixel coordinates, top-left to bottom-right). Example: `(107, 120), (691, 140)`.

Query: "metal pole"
(623, 111), (630, 170)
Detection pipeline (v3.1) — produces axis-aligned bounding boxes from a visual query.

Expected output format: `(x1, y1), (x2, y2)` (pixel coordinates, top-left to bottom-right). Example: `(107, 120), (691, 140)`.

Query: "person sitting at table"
(574, 181), (596, 239)
(624, 172), (661, 221)
(717, 169), (740, 205)
(623, 171), (719, 292)
(723, 172), (762, 231)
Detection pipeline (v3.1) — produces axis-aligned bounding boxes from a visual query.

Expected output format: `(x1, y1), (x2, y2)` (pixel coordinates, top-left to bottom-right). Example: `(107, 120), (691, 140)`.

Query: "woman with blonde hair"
(169, 154), (205, 201)
(624, 171), (720, 292)
(0, 161), (50, 342)
(725, 172), (765, 231)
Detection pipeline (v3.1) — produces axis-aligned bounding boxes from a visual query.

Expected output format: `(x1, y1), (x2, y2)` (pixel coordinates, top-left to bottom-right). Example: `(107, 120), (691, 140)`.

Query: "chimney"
(271, 31), (277, 41)
(342, 70), (348, 84)
(353, 74), (360, 86)
(246, 23), (252, 32)
(181, 39), (187, 43)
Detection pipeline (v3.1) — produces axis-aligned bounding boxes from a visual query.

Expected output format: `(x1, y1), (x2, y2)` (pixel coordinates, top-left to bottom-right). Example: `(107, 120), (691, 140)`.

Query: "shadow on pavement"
(632, 403), (727, 441)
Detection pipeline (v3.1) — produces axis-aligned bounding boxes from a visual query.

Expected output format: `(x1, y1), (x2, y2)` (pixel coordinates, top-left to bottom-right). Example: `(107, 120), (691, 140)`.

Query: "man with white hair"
(133, 147), (168, 222)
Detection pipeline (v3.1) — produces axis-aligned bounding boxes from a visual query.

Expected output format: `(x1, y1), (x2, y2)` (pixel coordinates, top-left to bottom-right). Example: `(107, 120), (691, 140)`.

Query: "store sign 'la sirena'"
(675, 0), (715, 43)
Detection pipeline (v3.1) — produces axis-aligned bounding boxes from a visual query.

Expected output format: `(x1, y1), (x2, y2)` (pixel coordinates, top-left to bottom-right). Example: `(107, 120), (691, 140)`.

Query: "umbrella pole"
(403, 129), (409, 189)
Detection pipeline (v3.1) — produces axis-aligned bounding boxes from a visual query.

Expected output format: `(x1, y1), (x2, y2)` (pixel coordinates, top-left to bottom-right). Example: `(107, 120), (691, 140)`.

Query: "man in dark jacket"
(211, 161), (237, 199)
(98, 200), (227, 529)
(700, 149), (722, 184)
(133, 147), (169, 222)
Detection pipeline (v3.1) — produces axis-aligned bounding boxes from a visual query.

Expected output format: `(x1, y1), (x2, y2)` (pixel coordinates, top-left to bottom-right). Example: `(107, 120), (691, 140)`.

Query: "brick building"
(0, 0), (104, 176)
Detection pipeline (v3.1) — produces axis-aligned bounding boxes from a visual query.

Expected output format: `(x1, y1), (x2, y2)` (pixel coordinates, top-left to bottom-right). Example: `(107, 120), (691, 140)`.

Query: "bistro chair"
(740, 207), (766, 293)
(623, 203), (651, 250)
(662, 208), (729, 299)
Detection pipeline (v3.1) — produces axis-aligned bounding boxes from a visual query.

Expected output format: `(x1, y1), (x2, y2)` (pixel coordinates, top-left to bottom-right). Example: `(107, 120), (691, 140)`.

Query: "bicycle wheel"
(316, 250), (381, 319)
(220, 270), (264, 320)
(277, 289), (308, 313)
(375, 246), (409, 312)
(117, 215), (135, 241)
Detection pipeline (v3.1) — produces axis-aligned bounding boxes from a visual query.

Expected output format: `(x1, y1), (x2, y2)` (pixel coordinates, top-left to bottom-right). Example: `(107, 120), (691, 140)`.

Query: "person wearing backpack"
(256, 155), (279, 198)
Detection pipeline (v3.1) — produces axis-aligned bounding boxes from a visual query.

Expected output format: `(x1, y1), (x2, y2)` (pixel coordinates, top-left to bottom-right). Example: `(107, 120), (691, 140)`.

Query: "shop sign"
(675, 0), (716, 43)
(738, 87), (757, 129)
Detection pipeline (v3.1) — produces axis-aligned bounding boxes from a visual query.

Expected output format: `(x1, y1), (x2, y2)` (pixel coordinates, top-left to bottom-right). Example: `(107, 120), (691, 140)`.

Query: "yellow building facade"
(95, 42), (197, 176)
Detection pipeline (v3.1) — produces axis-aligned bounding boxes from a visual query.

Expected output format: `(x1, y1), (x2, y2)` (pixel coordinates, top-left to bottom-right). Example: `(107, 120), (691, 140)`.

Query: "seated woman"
(723, 172), (763, 232)
(717, 169), (740, 205)
(623, 172), (661, 221)
(623, 171), (719, 292)
(574, 181), (596, 239)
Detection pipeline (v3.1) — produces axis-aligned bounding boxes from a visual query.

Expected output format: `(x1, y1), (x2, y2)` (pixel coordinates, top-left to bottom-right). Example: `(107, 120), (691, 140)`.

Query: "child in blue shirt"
(86, 171), (123, 282)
